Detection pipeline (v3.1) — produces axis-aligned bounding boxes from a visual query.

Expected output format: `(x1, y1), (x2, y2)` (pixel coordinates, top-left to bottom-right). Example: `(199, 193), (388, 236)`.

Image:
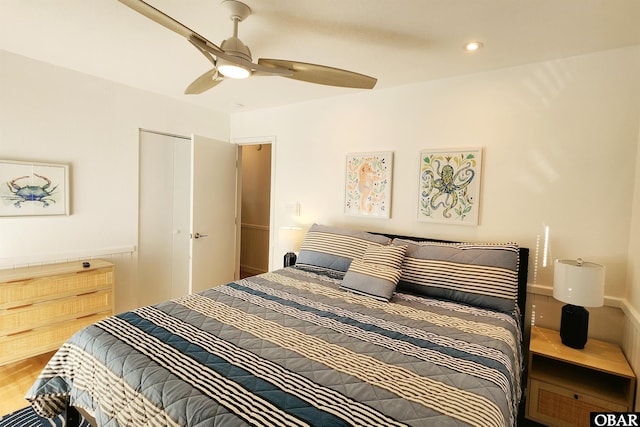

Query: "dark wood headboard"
(372, 232), (530, 328)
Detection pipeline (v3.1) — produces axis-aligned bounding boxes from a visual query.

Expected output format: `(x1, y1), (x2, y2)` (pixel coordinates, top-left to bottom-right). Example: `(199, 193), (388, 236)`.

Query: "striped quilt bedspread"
(27, 266), (523, 427)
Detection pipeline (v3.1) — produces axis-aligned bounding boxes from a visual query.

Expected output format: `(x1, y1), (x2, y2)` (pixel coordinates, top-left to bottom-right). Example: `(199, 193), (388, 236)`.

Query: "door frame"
(234, 135), (276, 272)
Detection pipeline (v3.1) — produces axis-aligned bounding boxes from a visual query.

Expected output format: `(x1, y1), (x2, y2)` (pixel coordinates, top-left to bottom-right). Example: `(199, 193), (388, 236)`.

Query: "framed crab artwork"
(0, 160), (70, 217)
(418, 147), (483, 225)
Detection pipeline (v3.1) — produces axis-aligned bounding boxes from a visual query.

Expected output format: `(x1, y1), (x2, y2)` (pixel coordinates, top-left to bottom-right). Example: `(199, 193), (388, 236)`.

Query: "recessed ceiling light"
(464, 41), (483, 52)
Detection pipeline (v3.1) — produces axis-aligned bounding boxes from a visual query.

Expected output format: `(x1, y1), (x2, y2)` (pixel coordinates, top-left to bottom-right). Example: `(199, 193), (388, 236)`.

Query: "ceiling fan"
(117, 0), (378, 94)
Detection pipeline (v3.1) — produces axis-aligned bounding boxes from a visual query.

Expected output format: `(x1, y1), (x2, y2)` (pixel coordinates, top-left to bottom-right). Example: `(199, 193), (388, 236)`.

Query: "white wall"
(2, 45), (639, 336)
(231, 46), (640, 339)
(0, 50), (229, 311)
(628, 129), (640, 313)
(623, 118), (640, 408)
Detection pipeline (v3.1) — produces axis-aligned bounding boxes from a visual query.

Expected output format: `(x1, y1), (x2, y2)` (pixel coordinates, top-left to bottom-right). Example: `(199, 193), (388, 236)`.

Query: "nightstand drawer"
(529, 379), (628, 427)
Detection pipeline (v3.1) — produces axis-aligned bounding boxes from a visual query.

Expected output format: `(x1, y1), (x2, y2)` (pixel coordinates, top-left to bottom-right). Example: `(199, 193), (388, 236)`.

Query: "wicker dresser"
(0, 259), (114, 366)
(526, 326), (636, 427)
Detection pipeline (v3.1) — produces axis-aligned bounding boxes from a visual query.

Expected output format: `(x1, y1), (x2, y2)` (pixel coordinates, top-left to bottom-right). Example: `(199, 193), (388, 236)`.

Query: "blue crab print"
(6, 173), (58, 208)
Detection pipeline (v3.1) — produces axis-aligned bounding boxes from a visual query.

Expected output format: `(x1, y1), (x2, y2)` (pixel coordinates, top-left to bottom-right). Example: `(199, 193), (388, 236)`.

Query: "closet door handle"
(192, 232), (209, 239)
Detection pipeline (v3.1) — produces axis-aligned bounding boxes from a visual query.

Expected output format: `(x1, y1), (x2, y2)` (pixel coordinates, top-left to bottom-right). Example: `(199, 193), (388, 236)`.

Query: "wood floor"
(0, 351), (55, 416)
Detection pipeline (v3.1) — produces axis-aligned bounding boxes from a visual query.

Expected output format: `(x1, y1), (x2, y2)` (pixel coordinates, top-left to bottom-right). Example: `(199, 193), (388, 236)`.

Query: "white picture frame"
(344, 151), (393, 218)
(0, 160), (70, 217)
(418, 147), (483, 225)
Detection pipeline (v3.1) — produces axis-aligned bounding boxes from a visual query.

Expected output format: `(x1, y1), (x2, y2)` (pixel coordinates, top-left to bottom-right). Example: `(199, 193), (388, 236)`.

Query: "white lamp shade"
(279, 226), (303, 253)
(553, 259), (605, 307)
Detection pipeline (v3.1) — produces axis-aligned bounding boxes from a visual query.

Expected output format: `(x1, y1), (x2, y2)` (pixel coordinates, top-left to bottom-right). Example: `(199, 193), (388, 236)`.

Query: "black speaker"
(284, 252), (297, 267)
(560, 304), (589, 349)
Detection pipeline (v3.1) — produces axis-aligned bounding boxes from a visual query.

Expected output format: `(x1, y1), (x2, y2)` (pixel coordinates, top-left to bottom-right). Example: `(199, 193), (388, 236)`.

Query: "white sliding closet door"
(139, 131), (191, 305)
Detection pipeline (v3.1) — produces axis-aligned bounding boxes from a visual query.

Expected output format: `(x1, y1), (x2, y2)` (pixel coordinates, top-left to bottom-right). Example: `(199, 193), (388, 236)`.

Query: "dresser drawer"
(529, 379), (628, 427)
(0, 260), (115, 365)
(0, 312), (109, 365)
(0, 290), (113, 335)
(0, 267), (113, 309)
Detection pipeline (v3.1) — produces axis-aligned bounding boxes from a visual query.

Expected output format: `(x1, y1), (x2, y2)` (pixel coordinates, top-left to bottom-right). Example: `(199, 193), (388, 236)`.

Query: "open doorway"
(239, 143), (272, 278)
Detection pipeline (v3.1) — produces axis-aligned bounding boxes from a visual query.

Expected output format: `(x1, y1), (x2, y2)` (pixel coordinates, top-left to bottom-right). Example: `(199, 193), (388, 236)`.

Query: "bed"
(26, 224), (529, 427)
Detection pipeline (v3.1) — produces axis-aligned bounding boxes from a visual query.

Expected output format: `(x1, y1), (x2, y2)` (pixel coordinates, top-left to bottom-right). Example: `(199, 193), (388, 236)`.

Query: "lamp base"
(560, 304), (589, 349)
(284, 252), (297, 267)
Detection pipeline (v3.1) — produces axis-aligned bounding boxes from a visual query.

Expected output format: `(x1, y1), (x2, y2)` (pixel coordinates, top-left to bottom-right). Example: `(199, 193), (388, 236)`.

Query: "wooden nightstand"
(526, 326), (636, 427)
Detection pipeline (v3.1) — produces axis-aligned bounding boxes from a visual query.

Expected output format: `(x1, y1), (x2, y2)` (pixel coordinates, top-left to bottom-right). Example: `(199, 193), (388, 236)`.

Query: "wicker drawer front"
(0, 290), (112, 335)
(0, 260), (115, 365)
(0, 312), (108, 365)
(0, 268), (113, 309)
(529, 379), (628, 427)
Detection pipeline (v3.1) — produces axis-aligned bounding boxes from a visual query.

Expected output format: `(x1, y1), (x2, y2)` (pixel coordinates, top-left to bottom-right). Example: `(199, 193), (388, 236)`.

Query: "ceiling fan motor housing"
(220, 36), (252, 62)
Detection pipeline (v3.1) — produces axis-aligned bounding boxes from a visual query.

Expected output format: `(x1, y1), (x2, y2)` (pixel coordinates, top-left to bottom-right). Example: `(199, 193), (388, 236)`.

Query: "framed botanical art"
(345, 151), (393, 218)
(418, 147), (482, 225)
(0, 160), (70, 217)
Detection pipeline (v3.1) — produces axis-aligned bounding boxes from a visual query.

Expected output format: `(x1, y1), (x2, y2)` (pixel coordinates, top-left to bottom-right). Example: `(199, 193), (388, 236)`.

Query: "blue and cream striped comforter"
(27, 266), (522, 427)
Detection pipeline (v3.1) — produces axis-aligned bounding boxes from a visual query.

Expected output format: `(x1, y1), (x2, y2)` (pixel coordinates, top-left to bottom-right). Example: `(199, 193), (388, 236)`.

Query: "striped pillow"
(340, 259), (403, 301)
(393, 238), (520, 312)
(296, 224), (391, 272)
(363, 244), (407, 270)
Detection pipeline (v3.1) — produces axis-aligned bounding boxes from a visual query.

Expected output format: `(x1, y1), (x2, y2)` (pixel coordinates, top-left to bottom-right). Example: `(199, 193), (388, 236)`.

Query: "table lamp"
(553, 258), (605, 349)
(279, 226), (303, 267)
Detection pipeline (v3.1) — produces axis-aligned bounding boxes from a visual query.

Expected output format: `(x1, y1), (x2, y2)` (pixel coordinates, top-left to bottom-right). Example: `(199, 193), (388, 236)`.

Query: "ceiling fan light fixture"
(217, 58), (251, 79)
(218, 35), (252, 79)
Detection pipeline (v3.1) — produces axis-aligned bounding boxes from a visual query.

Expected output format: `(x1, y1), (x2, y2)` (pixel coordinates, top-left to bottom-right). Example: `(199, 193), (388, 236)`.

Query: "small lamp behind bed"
(553, 258), (605, 349)
(279, 226), (304, 267)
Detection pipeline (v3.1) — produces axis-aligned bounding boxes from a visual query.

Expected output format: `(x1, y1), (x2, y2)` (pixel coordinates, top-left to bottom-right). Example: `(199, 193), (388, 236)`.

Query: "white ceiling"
(2, 0), (640, 114)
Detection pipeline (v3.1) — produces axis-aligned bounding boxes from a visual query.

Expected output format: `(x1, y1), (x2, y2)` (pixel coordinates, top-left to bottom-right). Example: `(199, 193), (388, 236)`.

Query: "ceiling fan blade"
(118, 0), (224, 55)
(188, 39), (216, 66)
(185, 69), (223, 94)
(258, 59), (377, 89)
